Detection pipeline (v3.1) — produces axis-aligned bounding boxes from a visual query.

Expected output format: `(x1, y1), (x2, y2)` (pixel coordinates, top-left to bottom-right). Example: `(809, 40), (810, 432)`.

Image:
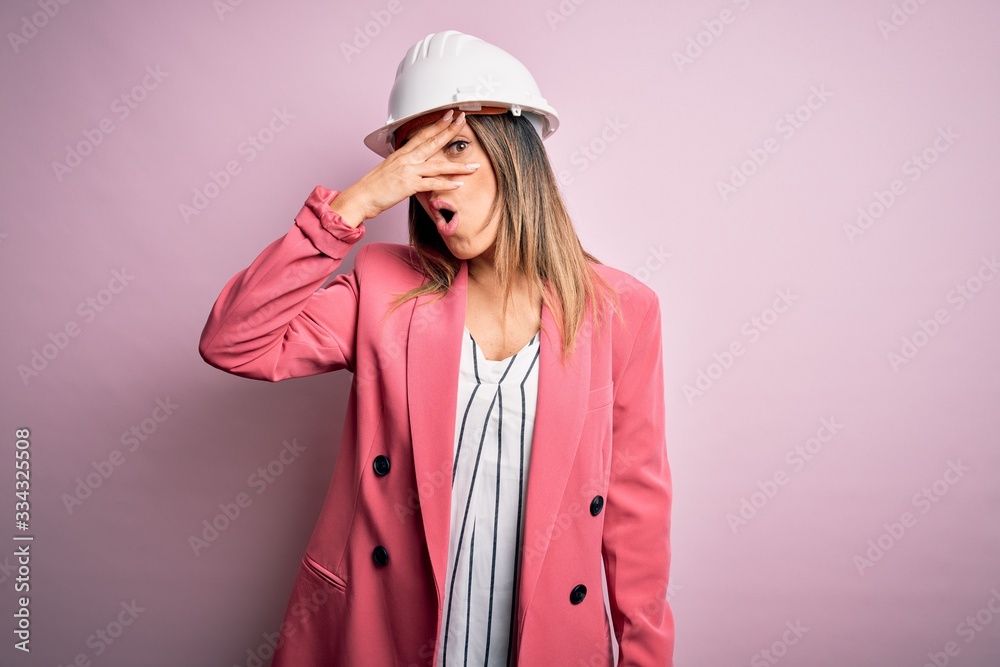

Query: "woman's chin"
(436, 216), (498, 260)
(442, 235), (483, 260)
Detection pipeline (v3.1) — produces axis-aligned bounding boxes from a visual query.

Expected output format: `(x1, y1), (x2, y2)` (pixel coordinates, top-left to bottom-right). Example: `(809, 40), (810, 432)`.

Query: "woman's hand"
(328, 109), (480, 228)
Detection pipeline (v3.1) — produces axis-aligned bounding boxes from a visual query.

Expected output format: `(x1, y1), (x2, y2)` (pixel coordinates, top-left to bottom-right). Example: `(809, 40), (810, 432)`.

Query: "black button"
(372, 545), (389, 566)
(590, 495), (604, 516)
(372, 455), (391, 476)
(570, 584), (587, 604)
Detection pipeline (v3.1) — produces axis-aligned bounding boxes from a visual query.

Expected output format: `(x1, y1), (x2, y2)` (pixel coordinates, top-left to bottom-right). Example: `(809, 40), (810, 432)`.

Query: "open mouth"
(429, 198), (460, 237)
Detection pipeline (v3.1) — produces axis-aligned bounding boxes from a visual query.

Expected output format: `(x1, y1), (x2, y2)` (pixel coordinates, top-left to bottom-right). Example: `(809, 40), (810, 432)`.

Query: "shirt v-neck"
(463, 325), (539, 366)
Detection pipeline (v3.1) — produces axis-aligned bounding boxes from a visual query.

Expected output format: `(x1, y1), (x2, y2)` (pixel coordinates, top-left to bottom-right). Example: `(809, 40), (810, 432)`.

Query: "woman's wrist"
(327, 189), (367, 229)
(301, 186), (366, 254)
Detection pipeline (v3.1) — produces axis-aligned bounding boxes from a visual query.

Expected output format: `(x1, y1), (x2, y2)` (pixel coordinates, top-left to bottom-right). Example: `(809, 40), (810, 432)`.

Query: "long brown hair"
(386, 111), (623, 366)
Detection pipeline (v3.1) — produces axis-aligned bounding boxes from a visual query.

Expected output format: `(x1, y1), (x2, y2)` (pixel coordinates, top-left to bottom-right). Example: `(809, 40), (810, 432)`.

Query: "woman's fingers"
(344, 109), (479, 217)
(417, 157), (480, 177)
(396, 110), (467, 163)
(422, 178), (464, 191)
(390, 111), (452, 156)
(405, 160), (478, 197)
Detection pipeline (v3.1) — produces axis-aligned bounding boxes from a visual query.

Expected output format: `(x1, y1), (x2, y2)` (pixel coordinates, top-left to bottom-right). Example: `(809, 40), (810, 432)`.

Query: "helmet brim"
(363, 102), (559, 158)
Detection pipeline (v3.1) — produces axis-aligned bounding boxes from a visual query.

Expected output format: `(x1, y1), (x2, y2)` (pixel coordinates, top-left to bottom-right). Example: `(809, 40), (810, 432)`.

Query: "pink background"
(3, 1), (999, 665)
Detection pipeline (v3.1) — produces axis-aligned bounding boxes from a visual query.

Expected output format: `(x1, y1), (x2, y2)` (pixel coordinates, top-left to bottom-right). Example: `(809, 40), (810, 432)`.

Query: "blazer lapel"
(405, 258), (593, 627)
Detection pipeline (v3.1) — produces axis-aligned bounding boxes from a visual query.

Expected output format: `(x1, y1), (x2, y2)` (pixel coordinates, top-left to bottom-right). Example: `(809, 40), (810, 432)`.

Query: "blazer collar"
(405, 257), (594, 632)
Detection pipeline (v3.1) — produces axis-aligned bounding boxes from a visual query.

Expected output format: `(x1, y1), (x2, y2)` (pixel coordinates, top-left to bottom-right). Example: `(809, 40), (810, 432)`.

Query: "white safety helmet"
(363, 30), (559, 158)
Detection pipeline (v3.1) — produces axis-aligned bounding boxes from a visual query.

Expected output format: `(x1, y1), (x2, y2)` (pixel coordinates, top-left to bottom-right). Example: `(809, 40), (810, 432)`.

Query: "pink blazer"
(199, 186), (674, 666)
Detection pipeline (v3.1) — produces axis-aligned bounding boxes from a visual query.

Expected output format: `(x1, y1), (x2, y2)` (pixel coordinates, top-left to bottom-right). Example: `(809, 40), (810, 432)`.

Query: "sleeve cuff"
(295, 185), (366, 258)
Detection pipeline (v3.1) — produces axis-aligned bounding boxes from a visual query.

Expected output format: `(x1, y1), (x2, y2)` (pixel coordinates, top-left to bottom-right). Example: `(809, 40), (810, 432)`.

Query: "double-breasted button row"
(566, 496), (601, 604)
(372, 456), (391, 567)
(560, 497), (600, 603)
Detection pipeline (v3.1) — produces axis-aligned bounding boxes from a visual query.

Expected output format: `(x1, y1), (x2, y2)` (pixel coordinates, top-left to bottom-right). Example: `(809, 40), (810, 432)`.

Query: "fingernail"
(466, 163), (480, 169)
(453, 111), (466, 124)
(452, 181), (464, 187)
(443, 109), (454, 120)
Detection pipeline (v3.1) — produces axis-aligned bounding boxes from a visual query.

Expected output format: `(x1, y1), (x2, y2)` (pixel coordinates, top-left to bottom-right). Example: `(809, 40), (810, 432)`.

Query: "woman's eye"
(446, 140), (469, 154)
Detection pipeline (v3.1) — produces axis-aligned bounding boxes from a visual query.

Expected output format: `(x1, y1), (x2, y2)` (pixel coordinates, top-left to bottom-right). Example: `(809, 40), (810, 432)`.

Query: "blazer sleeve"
(198, 185), (368, 381)
(602, 293), (675, 666)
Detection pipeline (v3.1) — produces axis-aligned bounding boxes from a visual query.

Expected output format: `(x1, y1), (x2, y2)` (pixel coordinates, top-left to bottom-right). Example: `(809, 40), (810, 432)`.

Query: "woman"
(199, 30), (674, 667)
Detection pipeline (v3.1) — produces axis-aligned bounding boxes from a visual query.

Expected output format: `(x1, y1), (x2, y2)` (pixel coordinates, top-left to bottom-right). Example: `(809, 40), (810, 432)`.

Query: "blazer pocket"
(302, 553), (347, 593)
(587, 383), (614, 411)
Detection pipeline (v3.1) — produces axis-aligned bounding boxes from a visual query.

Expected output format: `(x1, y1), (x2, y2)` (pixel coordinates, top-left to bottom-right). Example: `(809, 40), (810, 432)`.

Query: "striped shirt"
(437, 324), (542, 667)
